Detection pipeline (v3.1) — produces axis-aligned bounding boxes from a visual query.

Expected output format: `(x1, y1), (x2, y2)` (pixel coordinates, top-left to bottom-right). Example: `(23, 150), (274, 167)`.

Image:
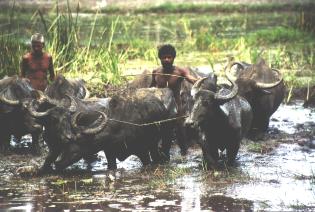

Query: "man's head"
(158, 44), (176, 70)
(31, 33), (44, 55)
(31, 33), (44, 43)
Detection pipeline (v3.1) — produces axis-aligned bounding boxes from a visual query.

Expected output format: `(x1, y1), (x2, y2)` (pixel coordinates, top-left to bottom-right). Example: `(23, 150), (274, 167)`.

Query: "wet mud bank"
(0, 100), (315, 211)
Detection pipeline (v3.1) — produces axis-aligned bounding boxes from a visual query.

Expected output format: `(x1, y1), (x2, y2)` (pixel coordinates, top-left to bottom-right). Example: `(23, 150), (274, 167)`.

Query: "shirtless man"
(150, 44), (198, 155)
(20, 33), (55, 91)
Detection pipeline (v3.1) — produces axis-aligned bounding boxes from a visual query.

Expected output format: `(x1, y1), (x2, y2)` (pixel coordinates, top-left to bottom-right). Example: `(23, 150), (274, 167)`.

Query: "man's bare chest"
(28, 58), (49, 72)
(155, 75), (180, 88)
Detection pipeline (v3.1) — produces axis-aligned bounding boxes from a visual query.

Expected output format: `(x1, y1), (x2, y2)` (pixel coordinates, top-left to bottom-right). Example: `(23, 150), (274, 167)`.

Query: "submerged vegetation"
(0, 1), (314, 96)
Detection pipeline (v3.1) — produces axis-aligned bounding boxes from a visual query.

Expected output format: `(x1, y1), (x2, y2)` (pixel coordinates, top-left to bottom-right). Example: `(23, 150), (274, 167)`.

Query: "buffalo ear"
(219, 105), (229, 117)
(109, 96), (119, 108)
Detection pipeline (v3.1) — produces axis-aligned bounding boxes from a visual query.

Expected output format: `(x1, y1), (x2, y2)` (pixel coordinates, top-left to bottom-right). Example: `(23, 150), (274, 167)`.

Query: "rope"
(122, 73), (188, 79)
(107, 115), (188, 127)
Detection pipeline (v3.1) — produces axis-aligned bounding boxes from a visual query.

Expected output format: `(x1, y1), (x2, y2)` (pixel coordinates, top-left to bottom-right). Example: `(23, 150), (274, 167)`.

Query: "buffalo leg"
(200, 141), (219, 170)
(138, 151), (151, 166)
(39, 148), (60, 174)
(84, 153), (99, 165)
(227, 140), (240, 165)
(175, 122), (188, 155)
(105, 150), (117, 170)
(227, 129), (241, 165)
(31, 133), (41, 155)
(261, 117), (270, 132)
(149, 139), (161, 164)
(160, 126), (173, 162)
(0, 134), (10, 153)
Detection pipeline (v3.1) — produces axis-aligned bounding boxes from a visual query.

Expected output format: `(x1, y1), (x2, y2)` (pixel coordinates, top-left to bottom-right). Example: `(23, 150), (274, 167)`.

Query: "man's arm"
(181, 68), (198, 84)
(150, 69), (157, 87)
(48, 56), (55, 81)
(20, 57), (28, 78)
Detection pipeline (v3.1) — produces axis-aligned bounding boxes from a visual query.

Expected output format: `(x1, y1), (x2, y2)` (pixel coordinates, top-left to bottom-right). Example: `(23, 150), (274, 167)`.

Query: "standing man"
(150, 44), (199, 155)
(20, 33), (55, 91)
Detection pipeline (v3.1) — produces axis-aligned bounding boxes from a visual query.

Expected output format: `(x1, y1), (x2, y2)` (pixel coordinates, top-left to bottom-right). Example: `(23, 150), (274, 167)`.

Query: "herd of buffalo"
(1, 58), (313, 175)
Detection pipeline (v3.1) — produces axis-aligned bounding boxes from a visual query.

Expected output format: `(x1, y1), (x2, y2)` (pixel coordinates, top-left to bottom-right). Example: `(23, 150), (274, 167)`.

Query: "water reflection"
(8, 203), (33, 212)
(179, 175), (201, 211)
(235, 143), (315, 210)
(270, 100), (315, 134)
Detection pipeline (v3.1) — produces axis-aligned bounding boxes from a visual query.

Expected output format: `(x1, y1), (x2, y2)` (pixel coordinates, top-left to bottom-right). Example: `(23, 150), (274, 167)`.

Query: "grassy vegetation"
(2, 2), (314, 14)
(147, 165), (191, 189)
(134, 2), (315, 14)
(0, 1), (314, 96)
(201, 166), (252, 184)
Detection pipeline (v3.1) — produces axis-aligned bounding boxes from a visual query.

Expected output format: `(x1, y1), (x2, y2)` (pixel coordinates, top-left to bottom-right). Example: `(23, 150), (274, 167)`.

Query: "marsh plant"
(148, 165), (191, 189)
(0, 1), (314, 91)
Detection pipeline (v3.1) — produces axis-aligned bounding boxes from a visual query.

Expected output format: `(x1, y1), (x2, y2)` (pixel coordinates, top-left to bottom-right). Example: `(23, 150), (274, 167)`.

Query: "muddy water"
(0, 100), (315, 211)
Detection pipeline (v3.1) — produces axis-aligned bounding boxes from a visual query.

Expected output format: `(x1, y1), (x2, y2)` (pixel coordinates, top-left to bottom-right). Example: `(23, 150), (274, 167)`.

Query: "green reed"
(0, 1), (23, 77)
(39, 1), (127, 85)
(0, 2), (314, 90)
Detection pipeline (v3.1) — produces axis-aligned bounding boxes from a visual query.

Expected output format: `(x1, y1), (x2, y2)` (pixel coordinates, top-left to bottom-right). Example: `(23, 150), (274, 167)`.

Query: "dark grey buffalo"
(54, 88), (177, 171)
(185, 74), (253, 169)
(45, 74), (90, 100)
(127, 68), (208, 115)
(226, 58), (285, 136)
(28, 88), (177, 172)
(127, 68), (207, 152)
(0, 76), (42, 154)
(44, 74), (93, 125)
(27, 94), (110, 173)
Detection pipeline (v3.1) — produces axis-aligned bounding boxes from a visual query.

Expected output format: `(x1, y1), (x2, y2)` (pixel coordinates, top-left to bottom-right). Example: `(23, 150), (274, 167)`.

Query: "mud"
(0, 100), (315, 211)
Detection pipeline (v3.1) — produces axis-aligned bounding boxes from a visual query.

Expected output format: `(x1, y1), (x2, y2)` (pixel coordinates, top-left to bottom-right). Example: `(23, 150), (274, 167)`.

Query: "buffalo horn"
(71, 111), (108, 135)
(83, 86), (90, 99)
(225, 66), (237, 82)
(214, 78), (238, 102)
(255, 68), (283, 89)
(0, 90), (20, 105)
(65, 94), (78, 112)
(27, 99), (53, 117)
(191, 77), (207, 96)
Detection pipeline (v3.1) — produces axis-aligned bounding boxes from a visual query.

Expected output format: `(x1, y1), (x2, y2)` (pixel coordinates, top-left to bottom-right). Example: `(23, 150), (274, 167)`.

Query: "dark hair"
(31, 33), (44, 43)
(158, 44), (176, 59)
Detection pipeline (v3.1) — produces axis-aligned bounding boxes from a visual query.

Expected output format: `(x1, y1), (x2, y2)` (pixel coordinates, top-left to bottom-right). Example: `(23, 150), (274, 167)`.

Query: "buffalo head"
(45, 74), (90, 100)
(0, 77), (43, 132)
(225, 58), (285, 134)
(226, 59), (283, 103)
(186, 74), (238, 128)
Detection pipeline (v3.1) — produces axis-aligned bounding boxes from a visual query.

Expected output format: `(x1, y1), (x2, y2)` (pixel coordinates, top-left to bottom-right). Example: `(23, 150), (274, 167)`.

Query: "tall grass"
(41, 1), (127, 87)
(0, 2), (314, 93)
(0, 1), (23, 77)
(0, 33), (21, 77)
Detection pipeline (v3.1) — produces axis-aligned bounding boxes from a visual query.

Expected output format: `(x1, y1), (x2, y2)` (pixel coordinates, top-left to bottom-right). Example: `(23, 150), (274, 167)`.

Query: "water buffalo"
(27, 94), (110, 173)
(50, 88), (178, 171)
(127, 68), (207, 152)
(226, 58), (285, 137)
(45, 74), (90, 100)
(41, 74), (91, 123)
(0, 76), (42, 154)
(127, 68), (208, 115)
(185, 74), (253, 169)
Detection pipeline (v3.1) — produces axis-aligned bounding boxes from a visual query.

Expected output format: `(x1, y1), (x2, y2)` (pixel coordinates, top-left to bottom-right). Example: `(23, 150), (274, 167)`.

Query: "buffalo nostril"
(184, 121), (194, 128)
(64, 134), (72, 141)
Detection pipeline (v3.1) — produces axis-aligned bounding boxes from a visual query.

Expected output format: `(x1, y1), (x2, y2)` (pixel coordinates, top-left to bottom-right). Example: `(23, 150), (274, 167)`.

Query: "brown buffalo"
(226, 58), (285, 137)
